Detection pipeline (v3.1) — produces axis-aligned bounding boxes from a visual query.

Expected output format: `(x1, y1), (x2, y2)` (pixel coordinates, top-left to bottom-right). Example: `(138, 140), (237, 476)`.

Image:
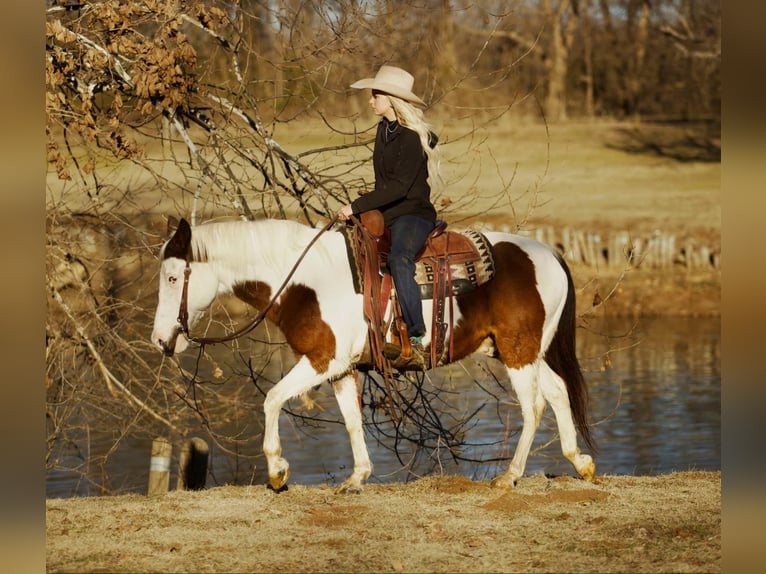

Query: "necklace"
(384, 120), (398, 142)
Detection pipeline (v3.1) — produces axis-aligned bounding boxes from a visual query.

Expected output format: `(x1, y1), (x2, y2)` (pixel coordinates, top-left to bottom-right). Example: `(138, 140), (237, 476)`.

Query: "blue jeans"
(387, 215), (435, 339)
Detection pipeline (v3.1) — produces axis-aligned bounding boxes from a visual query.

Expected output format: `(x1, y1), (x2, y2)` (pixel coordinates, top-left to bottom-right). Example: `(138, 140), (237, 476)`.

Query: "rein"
(177, 215), (339, 345)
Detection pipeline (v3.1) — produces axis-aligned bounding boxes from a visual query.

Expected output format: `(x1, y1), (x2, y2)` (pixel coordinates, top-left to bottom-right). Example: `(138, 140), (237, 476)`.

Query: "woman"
(338, 65), (443, 355)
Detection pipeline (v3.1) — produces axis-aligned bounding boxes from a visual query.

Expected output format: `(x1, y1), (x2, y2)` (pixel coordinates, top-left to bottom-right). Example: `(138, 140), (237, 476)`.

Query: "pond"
(46, 316), (720, 497)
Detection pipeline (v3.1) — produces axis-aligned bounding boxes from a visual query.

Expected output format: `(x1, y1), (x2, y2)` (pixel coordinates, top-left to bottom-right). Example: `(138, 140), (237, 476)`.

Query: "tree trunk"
(544, 0), (573, 121)
(432, 0), (458, 93)
(629, 0), (651, 119)
(581, 2), (594, 117)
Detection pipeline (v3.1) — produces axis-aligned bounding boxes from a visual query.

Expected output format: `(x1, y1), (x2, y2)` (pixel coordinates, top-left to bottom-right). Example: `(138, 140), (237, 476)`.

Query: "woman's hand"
(338, 204), (354, 221)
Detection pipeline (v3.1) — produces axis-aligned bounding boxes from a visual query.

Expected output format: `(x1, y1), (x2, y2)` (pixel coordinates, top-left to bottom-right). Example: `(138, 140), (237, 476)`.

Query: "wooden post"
(687, 239), (700, 268)
(546, 225), (555, 249)
(562, 228), (573, 262)
(147, 437), (172, 497)
(610, 231), (631, 268)
(592, 233), (602, 267)
(580, 232), (588, 265)
(176, 437), (209, 491)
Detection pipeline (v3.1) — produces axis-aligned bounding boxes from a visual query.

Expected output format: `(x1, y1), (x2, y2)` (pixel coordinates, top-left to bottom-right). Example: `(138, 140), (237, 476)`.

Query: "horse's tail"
(544, 252), (598, 454)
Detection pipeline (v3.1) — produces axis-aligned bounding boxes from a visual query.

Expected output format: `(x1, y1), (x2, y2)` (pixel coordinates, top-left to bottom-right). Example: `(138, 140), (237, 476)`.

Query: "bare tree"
(542, 0), (576, 121)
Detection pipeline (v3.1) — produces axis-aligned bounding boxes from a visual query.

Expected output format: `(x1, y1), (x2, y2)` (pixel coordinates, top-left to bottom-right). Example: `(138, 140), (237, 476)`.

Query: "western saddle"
(352, 210), (490, 370)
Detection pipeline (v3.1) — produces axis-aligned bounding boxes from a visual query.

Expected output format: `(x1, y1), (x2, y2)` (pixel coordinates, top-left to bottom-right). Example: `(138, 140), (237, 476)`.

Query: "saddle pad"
(415, 229), (495, 299)
(342, 225), (495, 300)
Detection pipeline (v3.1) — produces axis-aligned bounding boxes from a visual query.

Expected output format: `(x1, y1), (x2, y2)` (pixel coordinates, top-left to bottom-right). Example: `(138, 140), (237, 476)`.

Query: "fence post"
(176, 437), (209, 491)
(610, 231), (632, 268)
(147, 437), (172, 497)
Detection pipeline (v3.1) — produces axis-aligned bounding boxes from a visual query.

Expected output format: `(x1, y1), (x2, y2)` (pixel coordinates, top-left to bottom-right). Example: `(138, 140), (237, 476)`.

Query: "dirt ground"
(46, 472), (720, 573)
(45, 120), (721, 572)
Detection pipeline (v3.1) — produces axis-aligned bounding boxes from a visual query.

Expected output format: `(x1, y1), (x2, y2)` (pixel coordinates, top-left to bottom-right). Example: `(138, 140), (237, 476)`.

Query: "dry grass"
(46, 472), (721, 573)
(281, 118), (720, 237)
(436, 120), (720, 237)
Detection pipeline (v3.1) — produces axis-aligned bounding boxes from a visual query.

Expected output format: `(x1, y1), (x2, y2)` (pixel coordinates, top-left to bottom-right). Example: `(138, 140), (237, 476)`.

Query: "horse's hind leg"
(332, 372), (372, 494)
(491, 362), (547, 489)
(538, 361), (596, 481)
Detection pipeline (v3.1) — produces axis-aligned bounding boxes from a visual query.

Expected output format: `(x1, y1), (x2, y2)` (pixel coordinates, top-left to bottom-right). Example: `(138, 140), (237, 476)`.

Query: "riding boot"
(390, 337), (429, 370)
(383, 318), (412, 360)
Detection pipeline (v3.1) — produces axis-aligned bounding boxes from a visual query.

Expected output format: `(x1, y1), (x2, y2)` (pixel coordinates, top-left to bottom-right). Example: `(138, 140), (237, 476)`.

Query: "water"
(46, 316), (720, 497)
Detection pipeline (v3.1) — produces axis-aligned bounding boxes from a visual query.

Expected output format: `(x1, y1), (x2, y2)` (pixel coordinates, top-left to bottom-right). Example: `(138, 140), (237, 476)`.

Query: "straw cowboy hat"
(350, 65), (426, 106)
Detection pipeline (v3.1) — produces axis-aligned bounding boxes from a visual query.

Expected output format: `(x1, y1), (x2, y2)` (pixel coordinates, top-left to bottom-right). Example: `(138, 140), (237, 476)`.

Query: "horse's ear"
(164, 217), (192, 260)
(166, 215), (180, 237)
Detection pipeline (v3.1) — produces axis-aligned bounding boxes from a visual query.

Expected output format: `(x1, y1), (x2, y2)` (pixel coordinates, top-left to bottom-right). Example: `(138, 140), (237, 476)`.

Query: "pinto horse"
(151, 216), (597, 493)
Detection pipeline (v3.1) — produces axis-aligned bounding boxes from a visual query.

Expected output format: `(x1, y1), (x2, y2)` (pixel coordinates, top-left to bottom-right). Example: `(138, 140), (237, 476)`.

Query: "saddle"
(348, 210), (495, 370)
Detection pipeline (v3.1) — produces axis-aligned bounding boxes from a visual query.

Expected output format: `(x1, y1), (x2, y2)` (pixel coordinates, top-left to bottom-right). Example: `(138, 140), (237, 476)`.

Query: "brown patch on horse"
(232, 281), (273, 310)
(232, 281), (336, 373)
(450, 242), (545, 369)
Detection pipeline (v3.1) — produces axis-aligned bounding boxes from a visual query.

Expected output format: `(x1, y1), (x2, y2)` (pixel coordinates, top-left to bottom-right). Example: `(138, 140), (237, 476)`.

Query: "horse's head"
(151, 217), (220, 356)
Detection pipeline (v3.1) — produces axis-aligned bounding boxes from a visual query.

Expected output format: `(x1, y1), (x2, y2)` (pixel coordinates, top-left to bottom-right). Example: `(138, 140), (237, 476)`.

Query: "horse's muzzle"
(161, 341), (175, 357)
(154, 324), (183, 357)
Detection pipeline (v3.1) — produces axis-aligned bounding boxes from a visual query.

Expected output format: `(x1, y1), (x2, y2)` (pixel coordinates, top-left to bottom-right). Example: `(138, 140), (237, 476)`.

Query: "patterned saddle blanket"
(342, 215), (496, 299)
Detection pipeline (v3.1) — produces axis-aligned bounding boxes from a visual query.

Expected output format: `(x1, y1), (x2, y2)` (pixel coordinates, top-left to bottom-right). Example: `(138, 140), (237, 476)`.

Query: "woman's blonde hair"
(389, 96), (444, 192)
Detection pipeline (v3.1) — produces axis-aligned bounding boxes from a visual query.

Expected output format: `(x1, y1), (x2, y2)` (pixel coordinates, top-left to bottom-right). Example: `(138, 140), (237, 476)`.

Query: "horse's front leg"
(262, 358), (326, 491)
(332, 372), (372, 494)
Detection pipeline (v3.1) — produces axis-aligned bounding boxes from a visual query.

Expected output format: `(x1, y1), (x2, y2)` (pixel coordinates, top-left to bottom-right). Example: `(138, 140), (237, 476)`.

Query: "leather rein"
(176, 216), (339, 346)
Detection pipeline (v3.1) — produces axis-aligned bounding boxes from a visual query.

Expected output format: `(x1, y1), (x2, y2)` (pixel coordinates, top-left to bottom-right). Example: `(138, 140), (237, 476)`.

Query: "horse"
(150, 216), (597, 493)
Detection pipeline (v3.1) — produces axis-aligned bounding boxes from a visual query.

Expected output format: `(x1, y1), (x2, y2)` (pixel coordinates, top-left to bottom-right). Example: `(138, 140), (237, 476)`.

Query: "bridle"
(176, 215), (339, 346)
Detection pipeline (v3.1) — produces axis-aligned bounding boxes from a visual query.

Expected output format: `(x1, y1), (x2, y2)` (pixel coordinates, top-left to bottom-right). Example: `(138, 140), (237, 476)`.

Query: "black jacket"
(351, 119), (437, 226)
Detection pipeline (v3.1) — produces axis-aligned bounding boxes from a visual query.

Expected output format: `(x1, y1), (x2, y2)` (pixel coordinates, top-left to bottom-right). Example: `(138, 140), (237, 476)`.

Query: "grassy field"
(275, 117), (720, 237)
(47, 117), (720, 239)
(46, 472), (721, 573)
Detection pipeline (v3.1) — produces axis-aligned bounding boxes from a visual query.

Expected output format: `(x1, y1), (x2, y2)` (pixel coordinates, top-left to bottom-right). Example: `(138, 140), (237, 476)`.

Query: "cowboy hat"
(350, 65), (425, 106)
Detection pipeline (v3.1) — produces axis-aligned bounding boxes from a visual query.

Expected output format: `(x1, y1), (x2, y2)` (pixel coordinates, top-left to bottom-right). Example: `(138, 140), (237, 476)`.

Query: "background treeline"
(45, 0), (721, 216)
(232, 0), (722, 122)
(48, 0), (720, 128)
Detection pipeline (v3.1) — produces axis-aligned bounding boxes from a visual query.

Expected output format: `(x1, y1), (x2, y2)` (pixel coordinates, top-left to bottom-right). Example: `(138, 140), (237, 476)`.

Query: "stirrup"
(382, 339), (424, 361)
(390, 342), (428, 370)
(382, 342), (403, 360)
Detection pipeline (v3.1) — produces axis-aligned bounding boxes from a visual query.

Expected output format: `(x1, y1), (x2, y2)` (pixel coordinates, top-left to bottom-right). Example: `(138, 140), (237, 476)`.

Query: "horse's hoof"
(267, 482), (288, 493)
(490, 475), (516, 490)
(335, 481), (363, 495)
(268, 468), (290, 492)
(578, 459), (597, 482)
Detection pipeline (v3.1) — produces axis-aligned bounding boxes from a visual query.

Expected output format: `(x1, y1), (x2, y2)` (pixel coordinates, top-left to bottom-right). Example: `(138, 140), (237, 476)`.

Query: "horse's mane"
(189, 218), (315, 268)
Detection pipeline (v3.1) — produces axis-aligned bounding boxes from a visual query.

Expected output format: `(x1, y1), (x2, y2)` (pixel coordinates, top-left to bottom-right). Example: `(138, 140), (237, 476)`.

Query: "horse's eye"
(168, 276), (177, 284)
